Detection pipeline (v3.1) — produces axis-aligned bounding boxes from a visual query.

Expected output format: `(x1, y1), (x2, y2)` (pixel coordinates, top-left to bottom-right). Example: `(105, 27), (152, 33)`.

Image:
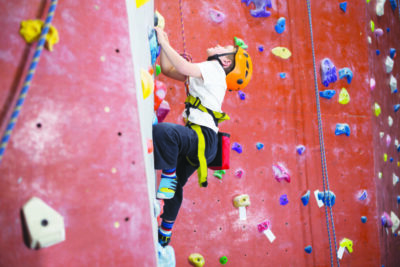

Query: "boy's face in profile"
(206, 45), (235, 57)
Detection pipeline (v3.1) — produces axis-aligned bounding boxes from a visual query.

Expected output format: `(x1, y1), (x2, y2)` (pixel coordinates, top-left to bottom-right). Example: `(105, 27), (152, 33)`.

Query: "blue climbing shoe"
(157, 177), (178, 199)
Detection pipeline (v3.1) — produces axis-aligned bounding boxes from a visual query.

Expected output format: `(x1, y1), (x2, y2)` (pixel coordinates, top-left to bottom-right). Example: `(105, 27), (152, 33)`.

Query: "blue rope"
(305, 1), (339, 266)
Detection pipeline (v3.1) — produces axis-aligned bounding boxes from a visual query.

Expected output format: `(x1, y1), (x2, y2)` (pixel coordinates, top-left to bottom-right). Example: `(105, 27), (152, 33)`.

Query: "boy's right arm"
(159, 47), (187, 82)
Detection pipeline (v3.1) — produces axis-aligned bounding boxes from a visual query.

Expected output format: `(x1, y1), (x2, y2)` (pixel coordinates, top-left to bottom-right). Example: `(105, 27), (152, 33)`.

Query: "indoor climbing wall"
(155, 0), (399, 266)
(0, 0), (157, 266)
(367, 1), (400, 267)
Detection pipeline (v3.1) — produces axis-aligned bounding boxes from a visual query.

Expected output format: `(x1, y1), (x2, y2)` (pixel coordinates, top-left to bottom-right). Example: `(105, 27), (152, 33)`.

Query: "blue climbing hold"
(338, 67), (353, 84)
(275, 17), (286, 34)
(390, 157), (394, 162)
(258, 45), (264, 52)
(320, 58), (337, 87)
(335, 123), (350, 136)
(317, 191), (336, 207)
(397, 196), (400, 204)
(157, 243), (176, 267)
(279, 194), (289, 206)
(361, 216), (367, 223)
(280, 72), (286, 79)
(232, 142), (243, 154)
(256, 142), (264, 150)
(301, 190), (310, 206)
(376, 50), (380, 55)
(387, 28), (390, 33)
(389, 0), (397, 10)
(390, 48), (396, 59)
(358, 190), (368, 201)
(242, 0), (272, 18)
(397, 145), (400, 152)
(238, 90), (246, 100)
(394, 104), (400, 112)
(319, 89), (336, 99)
(296, 145), (306, 155)
(340, 2), (347, 12)
(149, 28), (160, 65)
(305, 246), (312, 254)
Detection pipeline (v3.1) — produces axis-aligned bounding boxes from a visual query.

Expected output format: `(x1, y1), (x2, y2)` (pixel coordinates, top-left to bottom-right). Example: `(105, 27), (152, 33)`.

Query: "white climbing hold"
(367, 36), (372, 43)
(395, 139), (399, 147)
(388, 116), (393, 127)
(390, 75), (397, 93)
(391, 211), (400, 234)
(376, 0), (386, 16)
(370, 78), (376, 90)
(386, 56), (394, 73)
(379, 172), (383, 179)
(380, 132), (385, 138)
(393, 173), (399, 186)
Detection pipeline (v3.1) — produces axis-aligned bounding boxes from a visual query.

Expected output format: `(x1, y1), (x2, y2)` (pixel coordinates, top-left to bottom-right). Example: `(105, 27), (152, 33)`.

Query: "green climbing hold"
(156, 64), (161, 76)
(234, 37), (248, 49)
(370, 20), (375, 32)
(374, 102), (381, 117)
(213, 170), (226, 179)
(219, 256), (228, 264)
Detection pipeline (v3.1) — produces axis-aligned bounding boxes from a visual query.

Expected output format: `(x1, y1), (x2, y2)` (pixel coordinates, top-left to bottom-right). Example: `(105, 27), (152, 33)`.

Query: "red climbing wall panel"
(155, 0), (399, 266)
(0, 1), (156, 266)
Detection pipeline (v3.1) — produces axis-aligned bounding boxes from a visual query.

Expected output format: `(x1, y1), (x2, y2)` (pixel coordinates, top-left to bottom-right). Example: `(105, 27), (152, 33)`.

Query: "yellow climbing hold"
(155, 10), (165, 29)
(136, 0), (150, 8)
(366, 0), (371, 3)
(271, 47), (292, 59)
(338, 88), (350, 105)
(141, 68), (154, 99)
(374, 103), (381, 117)
(188, 253), (205, 267)
(384, 153), (388, 162)
(19, 19), (59, 51)
(340, 238), (353, 253)
(370, 20), (375, 32)
(114, 221), (120, 228)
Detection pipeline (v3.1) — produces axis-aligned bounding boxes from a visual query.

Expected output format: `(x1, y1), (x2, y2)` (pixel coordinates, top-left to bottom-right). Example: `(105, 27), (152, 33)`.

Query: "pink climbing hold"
(374, 28), (384, 37)
(235, 168), (244, 178)
(156, 100), (170, 123)
(154, 80), (167, 111)
(209, 8), (226, 23)
(386, 135), (391, 147)
(257, 219), (271, 232)
(272, 163), (290, 183)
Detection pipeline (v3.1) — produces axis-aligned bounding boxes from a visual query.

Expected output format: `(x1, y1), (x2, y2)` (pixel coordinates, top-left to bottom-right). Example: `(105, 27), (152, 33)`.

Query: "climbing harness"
(184, 95), (231, 187)
(306, 1), (340, 266)
(0, 0), (59, 165)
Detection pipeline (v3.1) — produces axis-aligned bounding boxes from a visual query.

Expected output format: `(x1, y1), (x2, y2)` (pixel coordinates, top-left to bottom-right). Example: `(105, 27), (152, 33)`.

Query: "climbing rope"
(305, 1), (340, 266)
(178, 0), (192, 63)
(0, 0), (58, 165)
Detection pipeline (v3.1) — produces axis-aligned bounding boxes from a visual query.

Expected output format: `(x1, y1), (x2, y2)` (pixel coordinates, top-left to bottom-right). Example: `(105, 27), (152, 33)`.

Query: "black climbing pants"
(152, 122), (218, 221)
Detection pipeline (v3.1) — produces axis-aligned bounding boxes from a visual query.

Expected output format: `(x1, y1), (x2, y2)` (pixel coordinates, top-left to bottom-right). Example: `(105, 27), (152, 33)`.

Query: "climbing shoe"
(156, 177), (178, 199)
(158, 228), (172, 247)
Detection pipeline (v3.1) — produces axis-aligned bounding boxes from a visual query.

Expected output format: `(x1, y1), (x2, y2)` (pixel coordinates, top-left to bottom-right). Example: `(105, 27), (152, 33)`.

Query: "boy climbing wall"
(153, 26), (252, 247)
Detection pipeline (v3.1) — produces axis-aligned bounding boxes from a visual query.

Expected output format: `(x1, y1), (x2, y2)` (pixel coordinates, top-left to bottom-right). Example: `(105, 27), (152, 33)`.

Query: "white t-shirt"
(182, 61), (227, 133)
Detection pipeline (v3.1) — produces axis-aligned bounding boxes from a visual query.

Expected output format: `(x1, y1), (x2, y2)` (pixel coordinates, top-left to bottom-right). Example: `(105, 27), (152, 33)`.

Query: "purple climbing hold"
(381, 212), (393, 228)
(358, 190), (368, 201)
(296, 145), (306, 155)
(279, 194), (289, 206)
(272, 163), (290, 183)
(320, 58), (337, 87)
(258, 45), (264, 52)
(232, 142), (243, 154)
(301, 190), (310, 206)
(241, 0), (272, 18)
(209, 8), (226, 23)
(238, 90), (246, 100)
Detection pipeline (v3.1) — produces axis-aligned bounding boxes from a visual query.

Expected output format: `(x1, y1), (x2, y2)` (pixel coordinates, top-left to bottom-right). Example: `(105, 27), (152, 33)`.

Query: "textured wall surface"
(0, 1), (156, 266)
(155, 0), (398, 266)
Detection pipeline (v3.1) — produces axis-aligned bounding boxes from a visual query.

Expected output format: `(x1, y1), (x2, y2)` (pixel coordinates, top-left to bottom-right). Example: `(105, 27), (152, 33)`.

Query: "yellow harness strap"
(188, 124), (208, 187)
(185, 95), (230, 123)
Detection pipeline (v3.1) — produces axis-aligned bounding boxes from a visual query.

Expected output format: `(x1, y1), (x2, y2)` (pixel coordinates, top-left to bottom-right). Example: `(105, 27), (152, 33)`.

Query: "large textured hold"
(241, 0), (272, 17)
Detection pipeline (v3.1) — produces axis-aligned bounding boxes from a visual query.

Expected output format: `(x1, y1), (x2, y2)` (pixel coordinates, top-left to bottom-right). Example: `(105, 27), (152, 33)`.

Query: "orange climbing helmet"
(226, 46), (253, 91)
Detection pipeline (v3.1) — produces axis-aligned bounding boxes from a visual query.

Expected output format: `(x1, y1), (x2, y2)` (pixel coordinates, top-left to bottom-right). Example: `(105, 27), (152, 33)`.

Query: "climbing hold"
(157, 244), (176, 267)
(388, 116), (393, 127)
(234, 36), (248, 49)
(394, 104), (400, 112)
(258, 219), (276, 242)
(147, 139), (153, 153)
(279, 194), (289, 206)
(335, 123), (350, 136)
(370, 78), (376, 90)
(256, 142), (264, 150)
(153, 113), (158, 125)
(387, 27), (390, 32)
(386, 135), (392, 147)
(389, 0), (398, 9)
(235, 168), (244, 178)
(258, 45), (264, 52)
(317, 190), (336, 207)
(367, 36), (372, 44)
(361, 216), (367, 223)
(242, 0), (272, 18)
(234, 194), (250, 220)
(338, 88), (350, 105)
(374, 103), (381, 117)
(136, 0), (150, 8)
(274, 17), (286, 34)
(382, 212), (393, 228)
(340, 238), (354, 253)
(156, 100), (170, 123)
(213, 170), (226, 179)
(140, 68), (154, 99)
(209, 8), (226, 23)
(340, 2), (347, 12)
(370, 20), (375, 32)
(376, 50), (380, 56)
(156, 65), (161, 76)
(358, 190), (368, 201)
(391, 212), (400, 233)
(389, 48), (396, 59)
(219, 256), (228, 265)
(374, 28), (384, 37)
(238, 90), (246, 100)
(386, 56), (394, 73)
(379, 132), (384, 138)
(154, 10), (165, 29)
(296, 145), (306, 155)
(376, 0), (386, 16)
(188, 253), (205, 267)
(339, 68), (353, 84)
(148, 28), (160, 65)
(154, 80), (167, 111)
(280, 72), (287, 79)
(320, 58), (337, 87)
(384, 153), (388, 162)
(301, 190), (310, 206)
(232, 142), (243, 154)
(390, 75), (397, 93)
(390, 157), (394, 162)
(272, 163), (290, 183)
(319, 89), (336, 99)
(305, 246), (312, 254)
(393, 173), (399, 186)
(19, 19), (59, 51)
(379, 172), (383, 179)
(397, 196), (400, 204)
(271, 47), (292, 59)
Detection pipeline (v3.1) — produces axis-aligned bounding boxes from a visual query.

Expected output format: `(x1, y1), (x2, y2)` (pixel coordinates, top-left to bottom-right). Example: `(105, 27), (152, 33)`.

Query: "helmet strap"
(207, 52), (236, 68)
